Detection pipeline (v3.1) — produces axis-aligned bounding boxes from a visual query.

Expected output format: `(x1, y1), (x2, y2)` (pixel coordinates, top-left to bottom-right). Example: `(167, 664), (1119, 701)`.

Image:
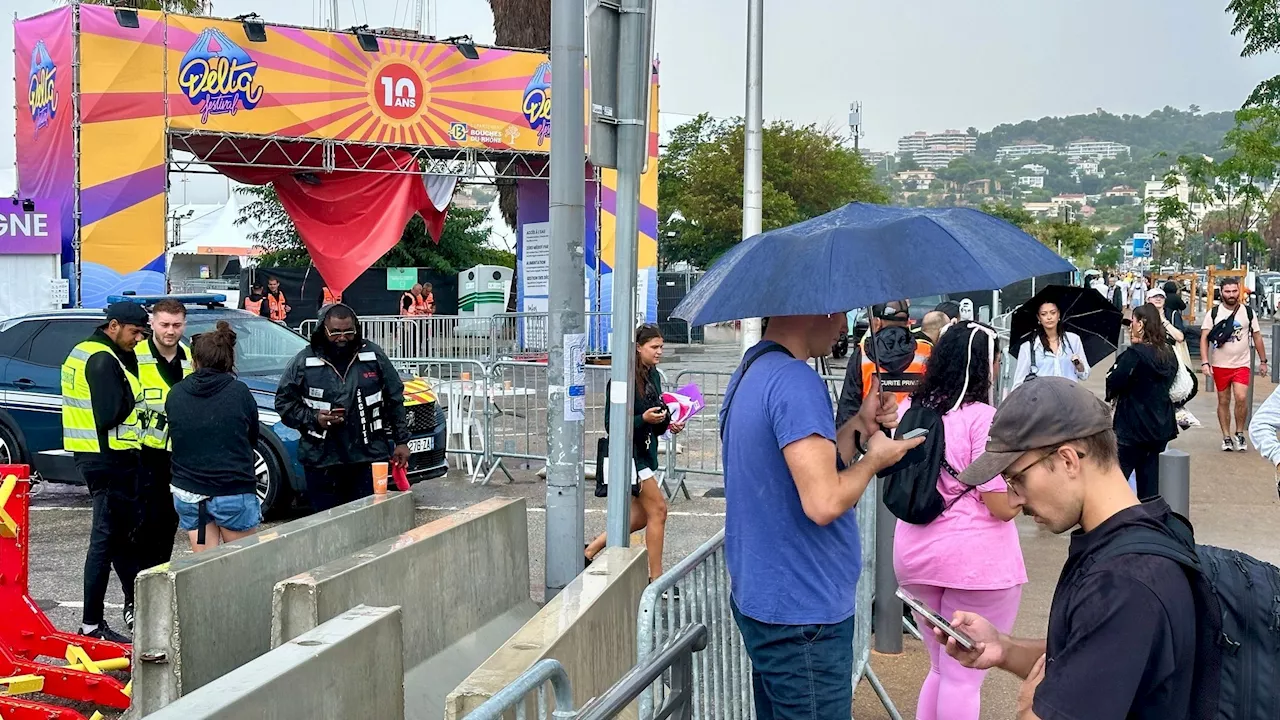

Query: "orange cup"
(372, 462), (389, 494)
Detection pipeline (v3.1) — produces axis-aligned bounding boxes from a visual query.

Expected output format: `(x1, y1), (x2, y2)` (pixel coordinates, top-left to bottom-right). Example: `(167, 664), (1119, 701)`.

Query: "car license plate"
(408, 437), (434, 453)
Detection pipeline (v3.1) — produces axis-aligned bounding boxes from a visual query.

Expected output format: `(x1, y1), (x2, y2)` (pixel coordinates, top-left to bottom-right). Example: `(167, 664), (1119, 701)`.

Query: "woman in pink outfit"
(894, 321), (1027, 720)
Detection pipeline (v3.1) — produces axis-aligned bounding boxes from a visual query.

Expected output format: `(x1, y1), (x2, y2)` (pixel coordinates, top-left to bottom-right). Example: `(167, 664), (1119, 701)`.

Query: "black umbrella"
(1009, 285), (1122, 367)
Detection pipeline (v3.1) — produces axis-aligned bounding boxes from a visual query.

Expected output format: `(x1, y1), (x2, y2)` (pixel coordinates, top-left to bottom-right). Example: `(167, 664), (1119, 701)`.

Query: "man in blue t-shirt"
(722, 313), (924, 719)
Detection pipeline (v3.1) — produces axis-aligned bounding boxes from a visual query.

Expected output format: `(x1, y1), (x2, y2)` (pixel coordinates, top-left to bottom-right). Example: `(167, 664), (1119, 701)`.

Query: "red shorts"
(1212, 366), (1251, 392)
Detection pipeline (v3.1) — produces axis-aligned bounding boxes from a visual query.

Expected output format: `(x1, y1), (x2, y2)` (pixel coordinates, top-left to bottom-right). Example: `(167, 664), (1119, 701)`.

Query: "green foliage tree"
(897, 153), (922, 172)
(1095, 245), (1123, 268)
(659, 114), (888, 268)
(235, 185), (513, 273)
(980, 203), (1100, 263)
(1228, 0), (1280, 107)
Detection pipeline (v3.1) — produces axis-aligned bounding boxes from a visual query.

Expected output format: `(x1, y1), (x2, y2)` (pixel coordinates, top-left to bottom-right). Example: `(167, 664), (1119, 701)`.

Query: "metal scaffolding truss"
(167, 130), (551, 181)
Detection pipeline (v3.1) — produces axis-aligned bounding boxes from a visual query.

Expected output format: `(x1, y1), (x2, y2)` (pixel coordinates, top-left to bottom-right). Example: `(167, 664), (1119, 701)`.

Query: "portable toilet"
(458, 265), (514, 337)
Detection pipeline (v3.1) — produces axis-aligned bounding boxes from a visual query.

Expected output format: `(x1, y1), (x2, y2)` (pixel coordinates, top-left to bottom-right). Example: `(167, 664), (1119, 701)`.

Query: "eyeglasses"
(325, 327), (357, 339)
(1005, 445), (1087, 488)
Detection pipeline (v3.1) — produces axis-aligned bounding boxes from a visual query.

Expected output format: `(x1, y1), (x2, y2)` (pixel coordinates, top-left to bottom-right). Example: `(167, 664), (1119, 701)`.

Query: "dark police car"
(0, 295), (448, 514)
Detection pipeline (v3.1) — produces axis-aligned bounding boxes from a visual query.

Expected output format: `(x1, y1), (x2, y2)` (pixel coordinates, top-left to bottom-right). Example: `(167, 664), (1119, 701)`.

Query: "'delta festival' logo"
(522, 62), (551, 146)
(28, 41), (57, 138)
(179, 28), (264, 124)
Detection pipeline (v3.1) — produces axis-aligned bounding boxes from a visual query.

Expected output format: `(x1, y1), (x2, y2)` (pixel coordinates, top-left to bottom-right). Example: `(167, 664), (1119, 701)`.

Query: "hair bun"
(214, 320), (237, 347)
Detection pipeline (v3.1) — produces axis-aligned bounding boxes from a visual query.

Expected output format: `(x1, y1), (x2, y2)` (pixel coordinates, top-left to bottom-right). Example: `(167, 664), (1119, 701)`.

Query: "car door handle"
(13, 379), (35, 388)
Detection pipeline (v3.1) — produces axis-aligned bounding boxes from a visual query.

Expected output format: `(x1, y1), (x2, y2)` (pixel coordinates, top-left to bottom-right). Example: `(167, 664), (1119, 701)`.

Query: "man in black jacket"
(61, 302), (149, 643)
(275, 303), (410, 512)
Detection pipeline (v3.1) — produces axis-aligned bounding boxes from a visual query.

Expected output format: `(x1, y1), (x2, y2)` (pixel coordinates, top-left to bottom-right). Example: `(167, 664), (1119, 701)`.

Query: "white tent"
(166, 194), (261, 288)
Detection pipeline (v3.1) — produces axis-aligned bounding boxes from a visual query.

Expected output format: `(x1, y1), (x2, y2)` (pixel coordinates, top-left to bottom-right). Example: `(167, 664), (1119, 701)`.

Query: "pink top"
(892, 400), (1027, 591)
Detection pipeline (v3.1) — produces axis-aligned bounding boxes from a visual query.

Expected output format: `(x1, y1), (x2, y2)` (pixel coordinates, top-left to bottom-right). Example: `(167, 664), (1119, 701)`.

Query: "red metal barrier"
(0, 465), (132, 711)
(0, 695), (89, 720)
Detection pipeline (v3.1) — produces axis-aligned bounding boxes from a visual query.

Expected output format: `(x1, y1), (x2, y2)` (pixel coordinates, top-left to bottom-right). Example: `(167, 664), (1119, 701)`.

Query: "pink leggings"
(901, 583), (1023, 720)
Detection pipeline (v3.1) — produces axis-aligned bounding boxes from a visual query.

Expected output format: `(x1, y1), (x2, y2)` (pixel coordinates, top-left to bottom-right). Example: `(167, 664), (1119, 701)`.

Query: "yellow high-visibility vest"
(136, 339), (192, 450)
(61, 341), (143, 453)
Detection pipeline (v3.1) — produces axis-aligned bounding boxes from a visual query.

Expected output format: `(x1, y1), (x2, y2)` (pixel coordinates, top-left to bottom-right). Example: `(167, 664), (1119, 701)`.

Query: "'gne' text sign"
(0, 199), (61, 255)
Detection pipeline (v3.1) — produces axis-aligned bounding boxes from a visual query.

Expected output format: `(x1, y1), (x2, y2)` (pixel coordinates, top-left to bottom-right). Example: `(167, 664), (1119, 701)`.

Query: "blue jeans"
(731, 598), (855, 720)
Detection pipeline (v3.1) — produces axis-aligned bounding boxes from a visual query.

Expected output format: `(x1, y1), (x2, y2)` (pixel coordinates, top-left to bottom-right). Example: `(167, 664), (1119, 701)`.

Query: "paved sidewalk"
(856, 353), (1280, 719)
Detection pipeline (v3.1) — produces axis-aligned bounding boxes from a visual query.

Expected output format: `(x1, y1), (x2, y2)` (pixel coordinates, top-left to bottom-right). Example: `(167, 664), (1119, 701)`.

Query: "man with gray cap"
(61, 301), (150, 643)
(934, 377), (1196, 719)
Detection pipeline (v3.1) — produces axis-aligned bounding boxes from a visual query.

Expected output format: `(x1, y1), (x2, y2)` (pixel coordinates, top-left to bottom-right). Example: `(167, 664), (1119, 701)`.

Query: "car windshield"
(184, 313), (308, 375)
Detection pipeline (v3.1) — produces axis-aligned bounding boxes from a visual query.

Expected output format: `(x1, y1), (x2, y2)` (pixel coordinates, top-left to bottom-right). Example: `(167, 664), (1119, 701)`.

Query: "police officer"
(275, 303), (410, 512)
(136, 299), (192, 570)
(836, 300), (933, 428)
(62, 302), (148, 643)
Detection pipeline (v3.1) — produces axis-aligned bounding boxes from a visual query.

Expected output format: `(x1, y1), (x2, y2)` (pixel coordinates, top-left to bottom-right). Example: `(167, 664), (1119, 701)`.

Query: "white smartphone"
(896, 587), (976, 651)
(900, 427), (929, 441)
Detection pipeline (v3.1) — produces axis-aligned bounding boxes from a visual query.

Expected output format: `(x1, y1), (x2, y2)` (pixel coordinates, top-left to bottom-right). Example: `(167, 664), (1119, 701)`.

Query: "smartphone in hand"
(896, 587), (976, 651)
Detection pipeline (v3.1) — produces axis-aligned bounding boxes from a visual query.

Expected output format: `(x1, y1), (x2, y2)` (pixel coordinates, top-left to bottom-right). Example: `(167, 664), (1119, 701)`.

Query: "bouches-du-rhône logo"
(29, 41), (57, 138)
(522, 62), (551, 147)
(179, 28), (264, 124)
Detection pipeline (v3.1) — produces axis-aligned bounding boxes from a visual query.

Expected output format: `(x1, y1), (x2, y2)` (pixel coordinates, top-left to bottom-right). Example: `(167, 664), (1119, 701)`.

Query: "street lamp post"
(740, 0), (764, 356)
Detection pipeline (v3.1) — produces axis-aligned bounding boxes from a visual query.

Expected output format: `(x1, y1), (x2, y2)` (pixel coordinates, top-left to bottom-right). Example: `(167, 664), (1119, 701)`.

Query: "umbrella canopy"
(1009, 285), (1123, 367)
(672, 203), (1075, 326)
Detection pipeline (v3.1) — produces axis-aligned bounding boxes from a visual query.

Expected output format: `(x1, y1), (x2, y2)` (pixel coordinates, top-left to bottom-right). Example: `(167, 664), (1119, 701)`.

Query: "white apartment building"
(898, 132), (928, 155)
(914, 147), (970, 170)
(1020, 163), (1049, 176)
(1066, 139), (1130, 161)
(996, 143), (1055, 160)
(898, 130), (977, 162)
(1018, 176), (1046, 189)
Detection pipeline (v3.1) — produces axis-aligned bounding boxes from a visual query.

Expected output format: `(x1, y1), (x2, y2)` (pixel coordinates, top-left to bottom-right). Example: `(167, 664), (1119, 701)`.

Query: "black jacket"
(275, 304), (409, 468)
(605, 367), (670, 473)
(1106, 343), (1180, 445)
(76, 329), (141, 470)
(166, 369), (259, 497)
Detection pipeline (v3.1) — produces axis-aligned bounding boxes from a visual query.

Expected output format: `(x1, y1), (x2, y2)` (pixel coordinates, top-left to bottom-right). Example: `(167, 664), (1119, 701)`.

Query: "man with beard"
(837, 301), (933, 428)
(1200, 278), (1267, 452)
(275, 303), (410, 511)
(938, 378), (1196, 719)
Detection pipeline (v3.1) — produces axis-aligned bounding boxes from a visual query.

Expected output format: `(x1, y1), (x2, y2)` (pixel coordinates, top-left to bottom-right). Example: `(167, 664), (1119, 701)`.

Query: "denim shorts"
(173, 493), (261, 532)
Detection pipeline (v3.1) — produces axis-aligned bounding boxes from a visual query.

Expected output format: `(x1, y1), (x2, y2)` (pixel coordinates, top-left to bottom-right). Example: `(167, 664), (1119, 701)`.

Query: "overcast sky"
(5, 0), (1279, 195)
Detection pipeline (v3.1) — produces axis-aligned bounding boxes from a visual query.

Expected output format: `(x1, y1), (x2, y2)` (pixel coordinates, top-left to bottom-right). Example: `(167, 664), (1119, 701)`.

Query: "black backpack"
(1206, 304), (1255, 349)
(1094, 513), (1280, 720)
(882, 404), (974, 525)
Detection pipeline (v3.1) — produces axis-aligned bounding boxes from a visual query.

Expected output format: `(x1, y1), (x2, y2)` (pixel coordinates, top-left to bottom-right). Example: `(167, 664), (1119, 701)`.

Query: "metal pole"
(1158, 449), (1191, 519)
(1270, 324), (1278, 384)
(329, 0), (339, 28)
(606, 0), (650, 547)
(873, 476), (902, 654)
(545, 0), (587, 597)
(739, 0), (764, 356)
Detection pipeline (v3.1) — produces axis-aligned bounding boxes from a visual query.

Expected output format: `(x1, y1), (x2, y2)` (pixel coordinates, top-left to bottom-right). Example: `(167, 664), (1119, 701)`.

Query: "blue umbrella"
(672, 202), (1075, 326)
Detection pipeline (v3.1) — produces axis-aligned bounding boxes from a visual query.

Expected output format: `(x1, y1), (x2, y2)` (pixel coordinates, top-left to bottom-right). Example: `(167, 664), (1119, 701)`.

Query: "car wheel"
(0, 421), (28, 466)
(254, 439), (288, 518)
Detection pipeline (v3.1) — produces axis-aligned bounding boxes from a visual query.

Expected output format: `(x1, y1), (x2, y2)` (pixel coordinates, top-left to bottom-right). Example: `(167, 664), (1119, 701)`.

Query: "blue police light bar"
(106, 293), (227, 305)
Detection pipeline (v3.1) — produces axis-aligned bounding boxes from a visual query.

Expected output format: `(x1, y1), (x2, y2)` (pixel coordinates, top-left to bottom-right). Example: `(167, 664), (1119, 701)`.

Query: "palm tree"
(488, 0), (550, 231)
(71, 0), (208, 13)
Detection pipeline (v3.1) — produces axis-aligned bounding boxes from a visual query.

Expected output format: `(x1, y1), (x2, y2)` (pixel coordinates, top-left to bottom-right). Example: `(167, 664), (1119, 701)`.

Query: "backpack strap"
(719, 343), (795, 441)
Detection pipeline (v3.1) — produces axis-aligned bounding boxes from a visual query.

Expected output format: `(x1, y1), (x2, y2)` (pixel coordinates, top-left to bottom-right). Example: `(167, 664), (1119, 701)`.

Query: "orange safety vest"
(859, 337), (932, 403)
(322, 287), (342, 305)
(401, 292), (431, 316)
(266, 291), (287, 322)
(243, 297), (264, 316)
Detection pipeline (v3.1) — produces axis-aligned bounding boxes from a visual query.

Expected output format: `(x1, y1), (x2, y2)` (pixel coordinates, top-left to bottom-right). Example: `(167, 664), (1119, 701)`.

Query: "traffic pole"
(544, 0), (588, 598)
(739, 0), (764, 356)
(605, 0), (651, 547)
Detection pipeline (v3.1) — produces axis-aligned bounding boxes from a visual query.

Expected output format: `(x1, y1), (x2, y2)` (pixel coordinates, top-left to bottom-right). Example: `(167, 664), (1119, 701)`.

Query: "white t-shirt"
(1203, 304), (1260, 369)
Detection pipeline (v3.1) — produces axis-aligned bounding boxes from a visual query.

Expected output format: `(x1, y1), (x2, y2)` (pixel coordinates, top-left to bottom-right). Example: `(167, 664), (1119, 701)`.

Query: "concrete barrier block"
(271, 497), (536, 720)
(131, 492), (416, 716)
(145, 605), (405, 720)
(445, 545), (649, 720)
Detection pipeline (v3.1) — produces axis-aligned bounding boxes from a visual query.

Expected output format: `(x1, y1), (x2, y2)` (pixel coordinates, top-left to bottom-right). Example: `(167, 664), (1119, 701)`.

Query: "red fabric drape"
(184, 139), (447, 294)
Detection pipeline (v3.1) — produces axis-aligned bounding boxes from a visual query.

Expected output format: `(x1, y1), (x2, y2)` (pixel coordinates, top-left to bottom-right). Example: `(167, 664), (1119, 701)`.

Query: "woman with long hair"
(894, 321), (1026, 720)
(1106, 304), (1180, 500)
(585, 324), (682, 580)
(165, 321), (262, 551)
(1011, 301), (1089, 388)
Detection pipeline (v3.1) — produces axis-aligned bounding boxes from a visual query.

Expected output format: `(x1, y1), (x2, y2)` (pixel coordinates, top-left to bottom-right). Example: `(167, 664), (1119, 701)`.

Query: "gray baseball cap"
(959, 376), (1113, 486)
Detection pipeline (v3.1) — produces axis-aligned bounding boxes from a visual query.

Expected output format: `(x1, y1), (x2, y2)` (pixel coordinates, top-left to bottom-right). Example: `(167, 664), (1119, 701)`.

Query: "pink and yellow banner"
(162, 15), (553, 151)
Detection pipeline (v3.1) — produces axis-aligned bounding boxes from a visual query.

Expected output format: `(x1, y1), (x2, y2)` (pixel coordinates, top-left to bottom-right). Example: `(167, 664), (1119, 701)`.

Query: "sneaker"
(80, 621), (130, 644)
(1224, 437), (1237, 452)
(1237, 433), (1249, 452)
(123, 602), (134, 632)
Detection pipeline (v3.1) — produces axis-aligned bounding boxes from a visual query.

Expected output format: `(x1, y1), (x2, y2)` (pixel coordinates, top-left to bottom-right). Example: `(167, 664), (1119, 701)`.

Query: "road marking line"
(417, 505), (726, 518)
(48, 601), (124, 610)
(31, 506), (94, 511)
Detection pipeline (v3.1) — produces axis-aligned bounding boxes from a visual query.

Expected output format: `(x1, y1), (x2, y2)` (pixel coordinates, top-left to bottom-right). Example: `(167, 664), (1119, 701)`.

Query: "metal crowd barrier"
(461, 658), (575, 720)
(636, 488), (900, 720)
